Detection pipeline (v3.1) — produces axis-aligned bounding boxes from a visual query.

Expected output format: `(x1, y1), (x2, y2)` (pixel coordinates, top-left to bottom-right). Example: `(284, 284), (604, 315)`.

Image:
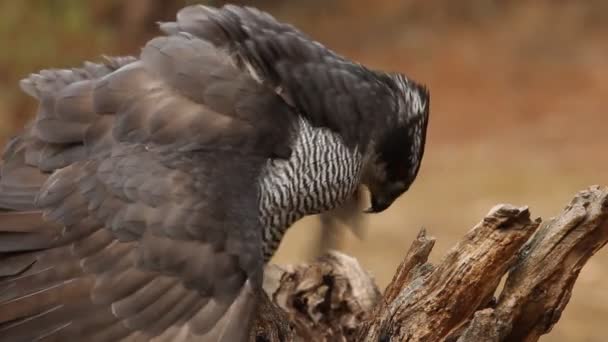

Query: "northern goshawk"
(0, 4), (429, 341)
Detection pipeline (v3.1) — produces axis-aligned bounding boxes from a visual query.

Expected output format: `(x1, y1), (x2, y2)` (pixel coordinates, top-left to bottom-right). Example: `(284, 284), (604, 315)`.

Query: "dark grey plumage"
(0, 4), (429, 342)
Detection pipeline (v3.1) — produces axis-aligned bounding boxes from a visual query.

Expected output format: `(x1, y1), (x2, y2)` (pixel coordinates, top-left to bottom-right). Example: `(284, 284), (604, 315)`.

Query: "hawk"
(0, 4), (429, 341)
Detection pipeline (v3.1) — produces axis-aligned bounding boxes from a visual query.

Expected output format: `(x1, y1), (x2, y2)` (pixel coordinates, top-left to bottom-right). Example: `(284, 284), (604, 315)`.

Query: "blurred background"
(0, 1), (606, 340)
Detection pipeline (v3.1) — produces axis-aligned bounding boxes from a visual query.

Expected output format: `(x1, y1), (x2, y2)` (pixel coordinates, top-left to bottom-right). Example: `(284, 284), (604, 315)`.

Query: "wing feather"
(161, 4), (397, 148)
(0, 10), (295, 341)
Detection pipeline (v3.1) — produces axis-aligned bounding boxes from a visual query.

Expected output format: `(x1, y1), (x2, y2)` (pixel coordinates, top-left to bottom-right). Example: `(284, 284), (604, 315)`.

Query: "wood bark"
(251, 185), (608, 341)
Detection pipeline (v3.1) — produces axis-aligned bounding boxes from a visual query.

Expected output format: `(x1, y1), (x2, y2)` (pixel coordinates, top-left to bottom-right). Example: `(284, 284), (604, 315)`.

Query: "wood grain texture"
(253, 186), (608, 342)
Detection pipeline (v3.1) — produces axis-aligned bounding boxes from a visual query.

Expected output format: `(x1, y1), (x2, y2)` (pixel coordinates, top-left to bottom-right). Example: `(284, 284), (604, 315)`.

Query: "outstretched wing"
(161, 4), (399, 149)
(0, 28), (294, 341)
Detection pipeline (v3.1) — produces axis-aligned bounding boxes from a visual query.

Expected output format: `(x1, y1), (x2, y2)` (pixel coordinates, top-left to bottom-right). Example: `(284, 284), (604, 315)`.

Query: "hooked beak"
(363, 191), (397, 214)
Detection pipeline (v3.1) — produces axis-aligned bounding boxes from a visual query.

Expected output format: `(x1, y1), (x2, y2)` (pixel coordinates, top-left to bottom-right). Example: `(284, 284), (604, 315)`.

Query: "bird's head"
(361, 73), (429, 213)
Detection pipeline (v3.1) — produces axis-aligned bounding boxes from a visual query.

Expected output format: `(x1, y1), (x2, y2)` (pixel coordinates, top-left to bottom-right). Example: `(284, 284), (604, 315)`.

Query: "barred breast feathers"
(258, 117), (363, 259)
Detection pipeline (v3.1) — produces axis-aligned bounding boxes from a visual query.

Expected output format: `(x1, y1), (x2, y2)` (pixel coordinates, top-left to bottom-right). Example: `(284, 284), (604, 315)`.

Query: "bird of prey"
(0, 4), (429, 342)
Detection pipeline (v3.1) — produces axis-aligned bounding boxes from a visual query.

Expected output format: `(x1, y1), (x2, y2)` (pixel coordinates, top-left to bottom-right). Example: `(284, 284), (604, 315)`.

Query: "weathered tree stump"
(252, 185), (608, 341)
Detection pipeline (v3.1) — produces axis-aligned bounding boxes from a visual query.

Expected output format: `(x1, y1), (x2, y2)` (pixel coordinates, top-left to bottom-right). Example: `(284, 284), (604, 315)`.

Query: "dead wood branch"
(252, 186), (608, 342)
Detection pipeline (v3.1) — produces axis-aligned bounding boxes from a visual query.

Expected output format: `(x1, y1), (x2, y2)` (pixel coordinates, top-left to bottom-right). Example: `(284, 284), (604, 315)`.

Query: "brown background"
(0, 1), (606, 340)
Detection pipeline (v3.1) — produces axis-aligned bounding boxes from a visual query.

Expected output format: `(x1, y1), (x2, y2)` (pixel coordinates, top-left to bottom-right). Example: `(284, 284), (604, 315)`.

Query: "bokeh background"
(0, 1), (606, 340)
